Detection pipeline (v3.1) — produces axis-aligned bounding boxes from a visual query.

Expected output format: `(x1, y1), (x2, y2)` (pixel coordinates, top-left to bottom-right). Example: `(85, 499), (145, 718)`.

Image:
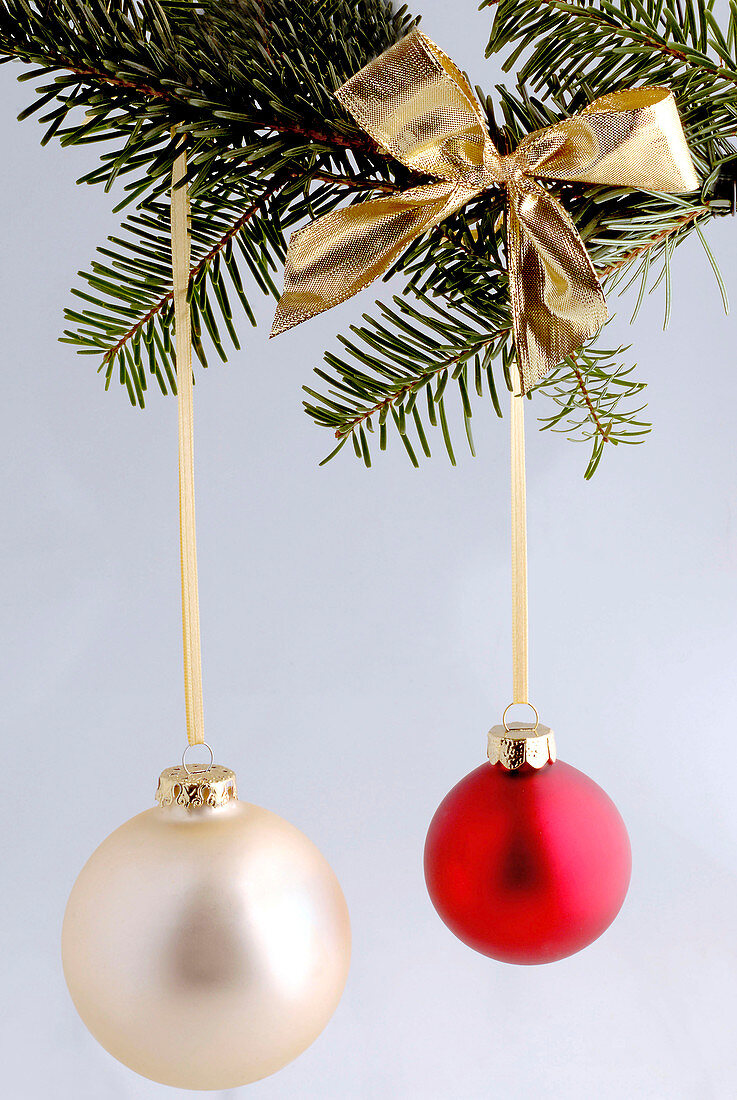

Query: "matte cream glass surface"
(62, 797), (351, 1090)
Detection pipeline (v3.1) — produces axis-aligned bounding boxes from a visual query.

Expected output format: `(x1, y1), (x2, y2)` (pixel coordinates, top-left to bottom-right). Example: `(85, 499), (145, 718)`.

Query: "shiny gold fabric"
(271, 30), (698, 391)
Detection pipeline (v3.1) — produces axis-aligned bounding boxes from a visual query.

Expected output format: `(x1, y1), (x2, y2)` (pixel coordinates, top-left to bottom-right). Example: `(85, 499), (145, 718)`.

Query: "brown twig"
(568, 356), (611, 443)
(308, 171), (397, 192)
(61, 61), (171, 100)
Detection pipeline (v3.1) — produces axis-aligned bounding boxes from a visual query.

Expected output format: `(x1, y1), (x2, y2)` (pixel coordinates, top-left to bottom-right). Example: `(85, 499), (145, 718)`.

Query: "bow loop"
(513, 130), (572, 178)
(521, 88), (698, 192)
(334, 29), (496, 182)
(272, 30), (698, 391)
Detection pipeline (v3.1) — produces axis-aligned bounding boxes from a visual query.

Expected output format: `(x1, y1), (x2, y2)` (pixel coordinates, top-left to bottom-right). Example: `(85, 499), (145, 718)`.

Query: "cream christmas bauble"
(62, 763), (351, 1090)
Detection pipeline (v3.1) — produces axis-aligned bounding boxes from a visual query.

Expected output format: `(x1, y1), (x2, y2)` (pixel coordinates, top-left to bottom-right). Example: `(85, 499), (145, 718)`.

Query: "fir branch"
(98, 171), (292, 385)
(486, 0), (737, 86)
(597, 205), (707, 281)
(535, 346), (649, 478)
(330, 335), (498, 445)
(570, 358), (613, 445)
(1, 0), (735, 472)
(485, 0), (737, 83)
(1, 0), (416, 204)
(61, 173), (297, 404)
(304, 289), (511, 468)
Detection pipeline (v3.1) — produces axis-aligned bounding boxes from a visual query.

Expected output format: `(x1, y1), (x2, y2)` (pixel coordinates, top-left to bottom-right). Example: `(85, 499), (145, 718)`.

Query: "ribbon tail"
(506, 178), (608, 392)
(271, 180), (466, 336)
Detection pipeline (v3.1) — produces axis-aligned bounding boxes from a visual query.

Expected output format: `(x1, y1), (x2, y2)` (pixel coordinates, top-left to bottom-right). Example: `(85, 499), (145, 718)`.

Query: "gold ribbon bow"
(271, 29), (698, 391)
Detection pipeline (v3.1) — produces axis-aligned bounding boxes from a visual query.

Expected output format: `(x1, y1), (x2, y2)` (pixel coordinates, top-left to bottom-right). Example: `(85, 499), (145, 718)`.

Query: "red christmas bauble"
(424, 760), (631, 964)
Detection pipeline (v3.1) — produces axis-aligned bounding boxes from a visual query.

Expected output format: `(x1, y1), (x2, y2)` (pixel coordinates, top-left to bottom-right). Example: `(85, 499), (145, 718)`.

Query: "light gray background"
(2, 3), (736, 1097)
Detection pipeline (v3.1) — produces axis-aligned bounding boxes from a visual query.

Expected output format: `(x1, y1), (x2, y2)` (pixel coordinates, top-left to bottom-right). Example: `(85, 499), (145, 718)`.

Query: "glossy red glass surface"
(424, 760), (631, 964)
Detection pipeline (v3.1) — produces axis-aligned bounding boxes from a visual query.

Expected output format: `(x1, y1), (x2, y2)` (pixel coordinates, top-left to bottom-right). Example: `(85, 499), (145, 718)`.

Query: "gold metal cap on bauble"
(156, 764), (238, 809)
(487, 721), (556, 770)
